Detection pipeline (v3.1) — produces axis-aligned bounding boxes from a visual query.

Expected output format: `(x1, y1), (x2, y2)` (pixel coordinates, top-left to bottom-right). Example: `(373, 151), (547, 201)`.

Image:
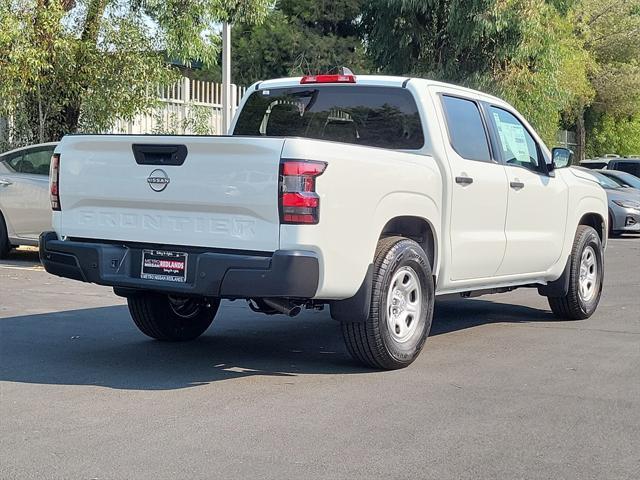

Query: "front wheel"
(342, 236), (434, 370)
(127, 293), (220, 341)
(547, 225), (604, 320)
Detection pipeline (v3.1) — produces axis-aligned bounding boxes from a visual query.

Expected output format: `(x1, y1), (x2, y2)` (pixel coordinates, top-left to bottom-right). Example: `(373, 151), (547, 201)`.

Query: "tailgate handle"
(132, 144), (188, 166)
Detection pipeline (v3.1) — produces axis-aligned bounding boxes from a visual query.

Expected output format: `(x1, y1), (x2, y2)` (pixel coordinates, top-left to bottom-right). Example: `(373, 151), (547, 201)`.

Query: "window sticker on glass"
(492, 112), (530, 164)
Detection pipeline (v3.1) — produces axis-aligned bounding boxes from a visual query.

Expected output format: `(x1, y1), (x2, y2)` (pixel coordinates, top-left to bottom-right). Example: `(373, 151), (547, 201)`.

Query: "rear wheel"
(547, 225), (603, 320)
(0, 212), (11, 259)
(341, 236), (434, 370)
(127, 293), (220, 341)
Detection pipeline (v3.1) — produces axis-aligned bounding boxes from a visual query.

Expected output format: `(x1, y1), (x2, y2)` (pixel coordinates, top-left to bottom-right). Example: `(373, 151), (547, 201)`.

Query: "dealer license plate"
(141, 250), (188, 283)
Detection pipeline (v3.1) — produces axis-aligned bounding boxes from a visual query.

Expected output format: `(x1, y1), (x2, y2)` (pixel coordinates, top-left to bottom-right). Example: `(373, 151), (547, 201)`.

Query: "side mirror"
(551, 147), (574, 170)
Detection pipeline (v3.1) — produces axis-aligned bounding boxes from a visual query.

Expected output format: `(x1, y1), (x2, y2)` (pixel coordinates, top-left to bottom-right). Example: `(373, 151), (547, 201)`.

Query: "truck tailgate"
(56, 135), (285, 252)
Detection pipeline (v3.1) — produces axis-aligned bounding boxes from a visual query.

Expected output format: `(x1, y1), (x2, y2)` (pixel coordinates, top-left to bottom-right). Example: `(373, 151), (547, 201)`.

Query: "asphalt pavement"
(1, 238), (639, 479)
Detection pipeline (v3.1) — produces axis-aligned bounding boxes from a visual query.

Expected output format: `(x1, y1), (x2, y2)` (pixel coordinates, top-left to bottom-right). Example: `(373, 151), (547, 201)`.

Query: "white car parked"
(40, 75), (608, 369)
(0, 142), (57, 257)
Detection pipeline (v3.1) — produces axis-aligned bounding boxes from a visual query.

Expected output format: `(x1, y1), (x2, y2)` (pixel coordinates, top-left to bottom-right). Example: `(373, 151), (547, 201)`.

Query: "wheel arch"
(542, 211), (607, 297)
(0, 208), (12, 257)
(0, 207), (17, 241)
(578, 211), (606, 244)
(331, 216), (439, 324)
(378, 215), (438, 280)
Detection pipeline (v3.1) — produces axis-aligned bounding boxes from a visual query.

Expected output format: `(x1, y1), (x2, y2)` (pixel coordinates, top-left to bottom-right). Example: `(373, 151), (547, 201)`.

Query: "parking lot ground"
(1, 238), (639, 480)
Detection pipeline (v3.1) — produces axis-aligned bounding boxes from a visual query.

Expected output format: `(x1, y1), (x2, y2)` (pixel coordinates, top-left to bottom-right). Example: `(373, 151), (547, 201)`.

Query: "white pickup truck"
(41, 74), (608, 369)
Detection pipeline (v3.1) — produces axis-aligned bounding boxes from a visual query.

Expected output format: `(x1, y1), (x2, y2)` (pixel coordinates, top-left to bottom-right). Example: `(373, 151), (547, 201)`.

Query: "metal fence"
(556, 130), (578, 150)
(109, 78), (247, 135)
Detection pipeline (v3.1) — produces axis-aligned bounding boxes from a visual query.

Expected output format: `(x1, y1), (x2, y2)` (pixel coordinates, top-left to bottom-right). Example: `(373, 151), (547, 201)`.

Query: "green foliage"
(586, 113), (640, 157)
(70, 12), (177, 133)
(493, 4), (594, 143)
(231, 9), (297, 85)
(578, 0), (640, 64)
(0, 0), (269, 150)
(0, 0), (73, 147)
(3, 0), (637, 156)
(571, 0), (640, 158)
(152, 105), (216, 135)
(231, 0), (370, 86)
(589, 62), (640, 118)
(138, 0), (271, 67)
(577, 0), (640, 117)
(361, 0), (593, 145)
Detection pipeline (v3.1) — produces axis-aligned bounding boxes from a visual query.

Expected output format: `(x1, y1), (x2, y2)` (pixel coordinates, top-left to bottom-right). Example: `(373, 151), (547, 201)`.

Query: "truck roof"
(254, 75), (507, 106)
(256, 75), (410, 89)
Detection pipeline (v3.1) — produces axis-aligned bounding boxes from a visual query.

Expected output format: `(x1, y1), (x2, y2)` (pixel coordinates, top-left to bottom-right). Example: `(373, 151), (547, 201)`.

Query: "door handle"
(510, 180), (525, 190)
(455, 176), (474, 186)
(0, 178), (13, 186)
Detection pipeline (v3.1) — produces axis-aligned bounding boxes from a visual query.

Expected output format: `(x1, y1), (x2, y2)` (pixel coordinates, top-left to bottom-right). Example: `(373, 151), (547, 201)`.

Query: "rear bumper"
(39, 232), (319, 298)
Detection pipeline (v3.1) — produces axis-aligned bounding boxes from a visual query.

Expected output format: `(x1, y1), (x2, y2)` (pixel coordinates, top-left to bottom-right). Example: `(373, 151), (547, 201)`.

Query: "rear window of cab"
(233, 85), (425, 150)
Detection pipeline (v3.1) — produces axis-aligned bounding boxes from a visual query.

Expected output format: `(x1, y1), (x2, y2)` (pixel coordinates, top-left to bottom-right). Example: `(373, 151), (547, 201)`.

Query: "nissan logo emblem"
(147, 169), (170, 192)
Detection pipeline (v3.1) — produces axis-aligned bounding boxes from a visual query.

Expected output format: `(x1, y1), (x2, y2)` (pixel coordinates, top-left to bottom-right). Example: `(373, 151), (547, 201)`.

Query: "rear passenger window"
(1, 153), (22, 173)
(3, 147), (54, 175)
(441, 96), (491, 162)
(22, 148), (54, 175)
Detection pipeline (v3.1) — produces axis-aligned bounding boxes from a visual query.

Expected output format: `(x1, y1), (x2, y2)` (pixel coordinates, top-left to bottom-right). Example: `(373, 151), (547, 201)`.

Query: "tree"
(586, 113), (640, 157)
(361, 0), (593, 145)
(575, 0), (640, 158)
(230, 0), (370, 86)
(0, 0), (270, 149)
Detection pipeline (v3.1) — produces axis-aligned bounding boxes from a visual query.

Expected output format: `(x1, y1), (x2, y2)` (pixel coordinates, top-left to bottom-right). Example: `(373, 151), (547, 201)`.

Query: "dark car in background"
(580, 157), (640, 178)
(607, 158), (640, 178)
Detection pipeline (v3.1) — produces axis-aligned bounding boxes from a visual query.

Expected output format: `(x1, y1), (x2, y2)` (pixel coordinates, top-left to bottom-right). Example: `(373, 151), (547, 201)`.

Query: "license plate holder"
(141, 250), (188, 283)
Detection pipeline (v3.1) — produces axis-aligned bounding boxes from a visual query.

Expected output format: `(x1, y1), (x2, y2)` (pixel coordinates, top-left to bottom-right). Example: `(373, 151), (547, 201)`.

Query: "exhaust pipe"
(262, 298), (302, 317)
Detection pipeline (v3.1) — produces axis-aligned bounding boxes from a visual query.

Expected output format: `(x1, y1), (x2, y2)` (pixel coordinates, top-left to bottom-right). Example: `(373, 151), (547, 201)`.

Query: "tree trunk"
(37, 86), (45, 144)
(576, 109), (586, 161)
(59, 0), (108, 134)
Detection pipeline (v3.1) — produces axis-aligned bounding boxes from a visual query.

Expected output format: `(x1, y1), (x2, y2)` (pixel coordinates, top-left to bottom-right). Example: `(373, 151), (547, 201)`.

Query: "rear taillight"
(279, 160), (327, 224)
(50, 153), (60, 211)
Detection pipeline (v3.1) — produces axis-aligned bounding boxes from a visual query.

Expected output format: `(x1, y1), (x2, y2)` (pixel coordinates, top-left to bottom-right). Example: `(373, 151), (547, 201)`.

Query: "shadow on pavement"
(0, 297), (553, 390)
(0, 247), (41, 267)
(432, 296), (554, 335)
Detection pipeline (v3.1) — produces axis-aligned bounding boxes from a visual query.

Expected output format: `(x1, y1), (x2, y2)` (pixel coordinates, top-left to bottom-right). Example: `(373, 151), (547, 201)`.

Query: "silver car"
(575, 167), (640, 236)
(598, 169), (640, 190)
(0, 142), (58, 258)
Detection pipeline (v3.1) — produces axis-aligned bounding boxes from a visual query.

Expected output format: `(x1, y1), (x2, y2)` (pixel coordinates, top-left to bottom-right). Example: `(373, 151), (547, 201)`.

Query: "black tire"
(0, 212), (11, 259)
(548, 225), (604, 320)
(127, 292), (220, 341)
(341, 236), (434, 370)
